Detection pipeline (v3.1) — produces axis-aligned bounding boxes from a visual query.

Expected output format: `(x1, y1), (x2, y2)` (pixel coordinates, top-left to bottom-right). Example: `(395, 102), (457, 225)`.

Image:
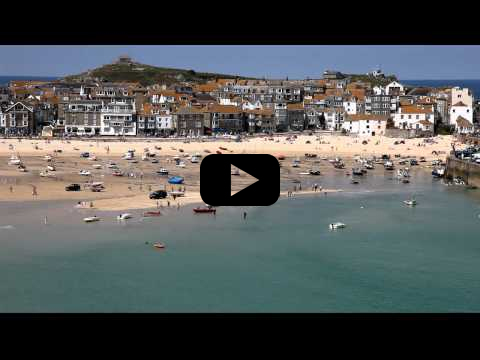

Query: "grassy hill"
(346, 73), (398, 87)
(63, 61), (253, 86)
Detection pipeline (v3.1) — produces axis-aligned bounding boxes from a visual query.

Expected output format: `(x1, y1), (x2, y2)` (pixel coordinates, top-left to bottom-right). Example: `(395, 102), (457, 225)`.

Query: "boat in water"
(143, 211), (162, 217)
(117, 213), (133, 220)
(329, 222), (346, 230)
(403, 198), (417, 206)
(432, 167), (445, 178)
(83, 216), (100, 223)
(153, 243), (165, 249)
(193, 206), (216, 214)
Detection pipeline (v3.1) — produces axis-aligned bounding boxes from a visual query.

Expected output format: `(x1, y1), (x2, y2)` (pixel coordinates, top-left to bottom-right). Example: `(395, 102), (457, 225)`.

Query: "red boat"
(193, 207), (216, 214)
(143, 211), (162, 217)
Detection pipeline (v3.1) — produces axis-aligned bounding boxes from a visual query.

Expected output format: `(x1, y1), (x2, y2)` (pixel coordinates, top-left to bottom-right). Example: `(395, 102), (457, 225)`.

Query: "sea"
(402, 79), (480, 98)
(0, 76), (58, 86)
(1, 170), (480, 312)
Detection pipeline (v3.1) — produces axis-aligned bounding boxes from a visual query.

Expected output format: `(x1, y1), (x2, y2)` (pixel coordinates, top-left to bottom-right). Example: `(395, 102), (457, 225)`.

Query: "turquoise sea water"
(0, 173), (480, 312)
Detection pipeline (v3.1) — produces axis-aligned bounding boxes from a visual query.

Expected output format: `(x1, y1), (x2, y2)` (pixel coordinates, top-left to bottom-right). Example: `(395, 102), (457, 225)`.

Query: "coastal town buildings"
(342, 114), (388, 136)
(0, 64), (477, 137)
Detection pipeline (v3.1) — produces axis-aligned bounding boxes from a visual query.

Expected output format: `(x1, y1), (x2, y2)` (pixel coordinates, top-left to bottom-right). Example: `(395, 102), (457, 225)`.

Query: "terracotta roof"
(400, 105), (434, 114)
(456, 116), (473, 127)
(194, 83), (219, 93)
(207, 104), (241, 113)
(175, 106), (208, 114)
(287, 103), (305, 111)
(346, 114), (389, 122)
(452, 101), (468, 107)
(313, 94), (327, 101)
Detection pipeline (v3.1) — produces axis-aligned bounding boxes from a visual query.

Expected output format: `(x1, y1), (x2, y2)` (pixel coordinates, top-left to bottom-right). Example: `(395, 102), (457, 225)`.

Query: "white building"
(393, 104), (435, 130)
(157, 111), (174, 135)
(449, 101), (473, 126)
(100, 100), (136, 136)
(342, 114), (388, 136)
(372, 86), (386, 95)
(385, 81), (405, 96)
(322, 109), (345, 131)
(343, 97), (359, 115)
(242, 100), (263, 111)
(451, 87), (473, 108)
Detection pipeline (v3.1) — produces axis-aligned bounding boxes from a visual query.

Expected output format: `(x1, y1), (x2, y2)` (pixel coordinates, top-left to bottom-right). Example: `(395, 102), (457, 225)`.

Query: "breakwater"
(446, 156), (480, 187)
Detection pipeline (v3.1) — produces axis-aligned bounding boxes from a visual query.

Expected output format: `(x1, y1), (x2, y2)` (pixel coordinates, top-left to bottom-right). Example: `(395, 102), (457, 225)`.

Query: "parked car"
(65, 183), (81, 191)
(149, 190), (167, 199)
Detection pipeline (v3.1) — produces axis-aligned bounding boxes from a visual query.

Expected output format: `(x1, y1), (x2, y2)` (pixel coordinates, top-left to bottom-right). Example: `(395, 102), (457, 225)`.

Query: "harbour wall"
(446, 156), (480, 187)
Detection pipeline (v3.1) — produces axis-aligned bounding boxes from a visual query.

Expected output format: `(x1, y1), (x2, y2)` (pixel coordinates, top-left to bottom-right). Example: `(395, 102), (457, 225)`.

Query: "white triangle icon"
(231, 164), (259, 197)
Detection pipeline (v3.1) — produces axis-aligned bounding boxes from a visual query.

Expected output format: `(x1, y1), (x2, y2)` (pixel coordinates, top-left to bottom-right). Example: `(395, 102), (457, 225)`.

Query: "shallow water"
(0, 172), (480, 312)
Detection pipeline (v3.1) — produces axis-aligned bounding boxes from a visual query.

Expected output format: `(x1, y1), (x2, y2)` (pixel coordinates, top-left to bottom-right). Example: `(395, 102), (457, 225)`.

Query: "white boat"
(292, 159), (300, 167)
(168, 190), (185, 197)
(191, 156), (200, 163)
(117, 213), (133, 220)
(299, 172), (311, 175)
(329, 222), (346, 230)
(231, 168), (240, 176)
(44, 155), (53, 161)
(157, 168), (169, 175)
(142, 153), (149, 161)
(8, 154), (22, 166)
(403, 198), (417, 206)
(47, 165), (56, 171)
(176, 161), (186, 168)
(92, 164), (103, 169)
(83, 216), (100, 223)
(89, 155), (97, 161)
(40, 170), (55, 177)
(79, 169), (91, 176)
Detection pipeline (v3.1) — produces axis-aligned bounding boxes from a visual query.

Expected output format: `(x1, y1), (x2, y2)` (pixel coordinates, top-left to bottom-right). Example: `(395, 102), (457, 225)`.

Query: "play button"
(200, 154), (280, 206)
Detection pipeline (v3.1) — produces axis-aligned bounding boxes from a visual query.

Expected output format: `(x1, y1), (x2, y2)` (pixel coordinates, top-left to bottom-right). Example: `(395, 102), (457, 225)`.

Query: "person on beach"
(9, 185), (13, 193)
(90, 202), (94, 208)
(243, 211), (247, 220)
(177, 203), (180, 210)
(156, 201), (159, 209)
(167, 201), (170, 207)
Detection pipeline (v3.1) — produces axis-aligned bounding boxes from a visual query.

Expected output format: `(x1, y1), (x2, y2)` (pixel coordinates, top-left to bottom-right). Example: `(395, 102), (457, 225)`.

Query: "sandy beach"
(0, 134), (458, 211)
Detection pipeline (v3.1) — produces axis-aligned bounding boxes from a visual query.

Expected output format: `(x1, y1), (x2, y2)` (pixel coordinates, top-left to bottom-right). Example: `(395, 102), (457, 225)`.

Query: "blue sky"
(0, 45), (479, 80)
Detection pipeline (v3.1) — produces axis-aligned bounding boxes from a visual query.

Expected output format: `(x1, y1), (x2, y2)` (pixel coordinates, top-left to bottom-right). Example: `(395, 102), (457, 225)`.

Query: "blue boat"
(168, 176), (184, 184)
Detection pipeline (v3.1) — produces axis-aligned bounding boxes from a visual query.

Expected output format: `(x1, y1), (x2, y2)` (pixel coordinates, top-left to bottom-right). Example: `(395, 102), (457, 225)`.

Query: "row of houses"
(0, 67), (477, 137)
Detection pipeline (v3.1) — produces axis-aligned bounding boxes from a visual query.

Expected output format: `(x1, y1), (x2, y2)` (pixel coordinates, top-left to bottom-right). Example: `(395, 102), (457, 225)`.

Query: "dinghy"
(329, 222), (346, 230)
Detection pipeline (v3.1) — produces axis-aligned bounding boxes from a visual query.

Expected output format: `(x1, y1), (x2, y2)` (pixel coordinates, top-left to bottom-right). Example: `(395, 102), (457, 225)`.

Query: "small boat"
(299, 172), (311, 175)
(151, 159), (159, 164)
(83, 216), (100, 223)
(92, 164), (103, 169)
(117, 213), (133, 220)
(157, 168), (169, 176)
(40, 170), (56, 177)
(142, 153), (149, 161)
(47, 165), (56, 171)
(176, 161), (186, 168)
(191, 156), (200, 163)
(79, 169), (91, 176)
(107, 163), (118, 169)
(402, 179), (410, 184)
(193, 207), (216, 214)
(364, 163), (374, 170)
(153, 243), (165, 249)
(329, 222), (346, 230)
(351, 179), (359, 184)
(292, 159), (301, 168)
(231, 168), (240, 176)
(44, 155), (53, 161)
(403, 198), (417, 206)
(112, 170), (123, 176)
(168, 190), (185, 197)
(352, 168), (363, 176)
(219, 147), (228, 151)
(432, 167), (445, 178)
(168, 176), (184, 184)
(384, 161), (395, 170)
(309, 170), (321, 175)
(8, 154), (22, 166)
(143, 211), (162, 217)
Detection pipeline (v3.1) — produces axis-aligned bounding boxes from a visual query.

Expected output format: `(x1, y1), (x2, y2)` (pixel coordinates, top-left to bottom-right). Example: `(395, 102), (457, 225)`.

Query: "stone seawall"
(446, 156), (480, 187)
